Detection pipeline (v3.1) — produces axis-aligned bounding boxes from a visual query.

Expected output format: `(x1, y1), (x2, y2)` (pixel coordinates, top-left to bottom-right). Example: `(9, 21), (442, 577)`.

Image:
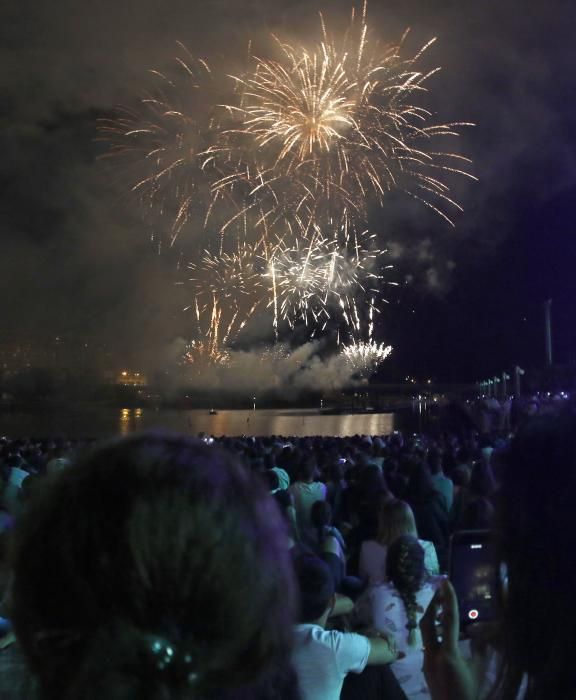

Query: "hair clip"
(144, 635), (199, 685)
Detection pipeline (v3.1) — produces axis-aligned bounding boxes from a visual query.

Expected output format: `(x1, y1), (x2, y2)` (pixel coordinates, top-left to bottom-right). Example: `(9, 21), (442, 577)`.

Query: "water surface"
(0, 406), (398, 439)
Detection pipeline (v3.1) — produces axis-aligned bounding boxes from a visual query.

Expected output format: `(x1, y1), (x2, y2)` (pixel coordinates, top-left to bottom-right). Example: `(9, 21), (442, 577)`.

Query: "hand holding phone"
(420, 579), (477, 700)
(449, 530), (499, 634)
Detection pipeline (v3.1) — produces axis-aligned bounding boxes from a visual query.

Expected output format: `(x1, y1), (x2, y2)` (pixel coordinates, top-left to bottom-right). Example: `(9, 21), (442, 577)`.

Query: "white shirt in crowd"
(291, 624), (370, 700)
(359, 539), (439, 586)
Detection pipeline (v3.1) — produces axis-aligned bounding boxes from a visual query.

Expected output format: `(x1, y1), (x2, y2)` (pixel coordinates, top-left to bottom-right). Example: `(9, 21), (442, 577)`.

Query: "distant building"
(0, 332), (118, 382)
(0, 335), (44, 372)
(116, 370), (147, 387)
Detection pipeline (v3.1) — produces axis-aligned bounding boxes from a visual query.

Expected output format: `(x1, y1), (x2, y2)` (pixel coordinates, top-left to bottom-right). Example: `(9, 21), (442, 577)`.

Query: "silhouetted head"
(496, 413), (576, 698)
(11, 432), (296, 700)
(293, 554), (335, 624)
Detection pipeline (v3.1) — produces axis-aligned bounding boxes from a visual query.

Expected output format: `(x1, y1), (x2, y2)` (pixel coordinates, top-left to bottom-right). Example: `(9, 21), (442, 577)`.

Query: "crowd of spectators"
(0, 406), (574, 699)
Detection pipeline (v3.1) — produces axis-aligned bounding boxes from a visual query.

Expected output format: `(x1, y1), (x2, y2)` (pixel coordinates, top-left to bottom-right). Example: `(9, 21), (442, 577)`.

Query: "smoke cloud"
(163, 340), (368, 398)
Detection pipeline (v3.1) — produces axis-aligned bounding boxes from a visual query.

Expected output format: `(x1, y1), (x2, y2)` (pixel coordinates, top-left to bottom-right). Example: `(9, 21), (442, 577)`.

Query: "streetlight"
(493, 376), (501, 400)
(544, 299), (553, 367)
(514, 366), (525, 397)
(253, 396), (256, 411)
(502, 371), (511, 397)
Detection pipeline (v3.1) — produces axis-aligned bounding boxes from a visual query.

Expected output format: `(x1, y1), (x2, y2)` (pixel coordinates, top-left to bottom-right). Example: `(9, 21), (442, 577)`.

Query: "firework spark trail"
(184, 339), (230, 366)
(183, 294), (260, 366)
(182, 298), (230, 366)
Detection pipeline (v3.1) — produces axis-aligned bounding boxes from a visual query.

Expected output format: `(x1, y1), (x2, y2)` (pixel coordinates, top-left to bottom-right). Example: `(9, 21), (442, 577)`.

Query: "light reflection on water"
(196, 409), (395, 438)
(119, 407), (144, 436)
(0, 407), (396, 439)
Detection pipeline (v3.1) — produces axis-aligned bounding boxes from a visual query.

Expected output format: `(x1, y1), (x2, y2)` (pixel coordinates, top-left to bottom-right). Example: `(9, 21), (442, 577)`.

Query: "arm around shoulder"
(366, 635), (402, 666)
(330, 593), (354, 618)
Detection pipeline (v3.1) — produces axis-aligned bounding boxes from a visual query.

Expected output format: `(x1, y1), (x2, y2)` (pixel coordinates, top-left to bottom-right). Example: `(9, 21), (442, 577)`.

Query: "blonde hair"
(376, 499), (418, 546)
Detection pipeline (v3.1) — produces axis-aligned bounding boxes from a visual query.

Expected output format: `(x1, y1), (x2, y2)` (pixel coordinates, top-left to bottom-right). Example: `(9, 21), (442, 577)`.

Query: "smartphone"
(449, 530), (499, 632)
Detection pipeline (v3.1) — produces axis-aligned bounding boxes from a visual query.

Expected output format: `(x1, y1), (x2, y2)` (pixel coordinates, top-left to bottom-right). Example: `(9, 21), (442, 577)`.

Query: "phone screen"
(450, 531), (498, 628)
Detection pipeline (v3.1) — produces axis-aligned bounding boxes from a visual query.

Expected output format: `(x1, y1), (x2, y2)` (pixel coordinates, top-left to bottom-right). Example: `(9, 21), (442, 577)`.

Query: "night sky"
(2, 0), (575, 382)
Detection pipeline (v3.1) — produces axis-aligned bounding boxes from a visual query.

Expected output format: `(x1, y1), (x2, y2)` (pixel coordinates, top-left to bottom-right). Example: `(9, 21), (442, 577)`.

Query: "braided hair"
(385, 535), (426, 648)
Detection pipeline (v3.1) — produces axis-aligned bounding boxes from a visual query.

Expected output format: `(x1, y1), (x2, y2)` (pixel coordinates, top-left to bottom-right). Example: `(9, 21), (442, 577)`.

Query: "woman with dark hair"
(355, 535), (442, 698)
(451, 460), (496, 532)
(306, 501), (346, 560)
(344, 465), (394, 576)
(404, 462), (449, 570)
(353, 465), (394, 538)
(469, 460), (496, 500)
(303, 500), (364, 597)
(7, 432), (298, 700)
(324, 460), (347, 527)
(421, 413), (576, 699)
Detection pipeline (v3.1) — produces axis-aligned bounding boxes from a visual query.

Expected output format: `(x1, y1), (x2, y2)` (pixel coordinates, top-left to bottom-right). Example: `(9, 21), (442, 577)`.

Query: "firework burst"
(263, 225), (389, 331)
(266, 237), (331, 327)
(98, 47), (227, 245)
(101, 5), (474, 245)
(342, 339), (393, 375)
(187, 242), (264, 304)
(219, 2), (476, 232)
(101, 4), (476, 366)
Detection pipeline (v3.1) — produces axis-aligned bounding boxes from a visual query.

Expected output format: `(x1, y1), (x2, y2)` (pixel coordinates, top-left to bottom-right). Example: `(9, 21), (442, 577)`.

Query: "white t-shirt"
(359, 539), (440, 586)
(355, 579), (442, 698)
(288, 481), (327, 532)
(292, 624), (370, 700)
